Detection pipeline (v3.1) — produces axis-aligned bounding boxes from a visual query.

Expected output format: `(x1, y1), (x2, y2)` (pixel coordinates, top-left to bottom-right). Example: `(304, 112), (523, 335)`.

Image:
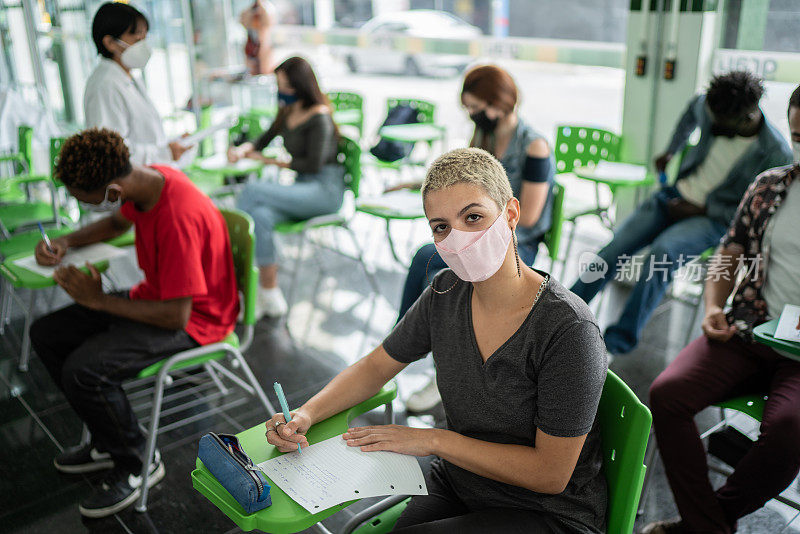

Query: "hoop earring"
(426, 249), (458, 294)
(513, 233), (521, 278)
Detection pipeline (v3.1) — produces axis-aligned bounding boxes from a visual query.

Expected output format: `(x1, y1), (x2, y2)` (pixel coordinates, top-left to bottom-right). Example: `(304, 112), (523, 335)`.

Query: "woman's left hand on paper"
(343, 425), (437, 457)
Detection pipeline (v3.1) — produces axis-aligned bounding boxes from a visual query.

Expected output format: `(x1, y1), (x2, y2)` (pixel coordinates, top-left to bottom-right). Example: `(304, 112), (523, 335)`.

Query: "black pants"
(30, 292), (198, 473)
(392, 460), (569, 533)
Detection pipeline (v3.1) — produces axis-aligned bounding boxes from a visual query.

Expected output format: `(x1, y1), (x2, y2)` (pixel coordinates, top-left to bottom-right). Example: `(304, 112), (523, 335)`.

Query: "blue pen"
(274, 382), (302, 453)
(37, 222), (54, 253)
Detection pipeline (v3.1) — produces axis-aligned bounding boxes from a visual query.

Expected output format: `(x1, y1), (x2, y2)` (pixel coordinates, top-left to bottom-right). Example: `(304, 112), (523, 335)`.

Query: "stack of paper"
(258, 435), (427, 513)
(775, 305), (800, 342)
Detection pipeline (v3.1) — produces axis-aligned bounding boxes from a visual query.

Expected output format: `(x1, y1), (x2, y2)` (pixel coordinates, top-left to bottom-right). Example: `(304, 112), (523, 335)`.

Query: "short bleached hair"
(422, 147), (512, 211)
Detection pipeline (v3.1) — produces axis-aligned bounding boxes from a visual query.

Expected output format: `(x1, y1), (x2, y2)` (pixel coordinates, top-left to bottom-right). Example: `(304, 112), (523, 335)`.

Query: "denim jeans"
(235, 164), (345, 266)
(30, 292), (198, 473)
(397, 239), (540, 321)
(570, 187), (728, 354)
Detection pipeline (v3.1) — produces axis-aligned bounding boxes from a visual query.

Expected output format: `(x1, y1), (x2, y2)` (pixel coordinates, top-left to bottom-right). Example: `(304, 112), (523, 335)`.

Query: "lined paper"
(13, 243), (126, 278)
(257, 434), (427, 513)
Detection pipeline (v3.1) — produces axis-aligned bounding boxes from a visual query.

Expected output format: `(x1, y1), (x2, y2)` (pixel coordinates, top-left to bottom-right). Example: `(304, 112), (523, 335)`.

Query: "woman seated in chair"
(228, 56), (343, 317)
(266, 148), (607, 534)
(396, 64), (556, 411)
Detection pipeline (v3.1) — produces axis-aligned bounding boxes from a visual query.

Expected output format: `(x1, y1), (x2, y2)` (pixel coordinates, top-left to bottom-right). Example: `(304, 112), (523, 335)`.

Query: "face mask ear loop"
(426, 249), (459, 295)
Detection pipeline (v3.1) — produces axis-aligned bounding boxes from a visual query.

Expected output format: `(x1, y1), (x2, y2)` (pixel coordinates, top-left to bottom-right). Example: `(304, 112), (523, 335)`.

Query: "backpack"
(369, 104), (420, 162)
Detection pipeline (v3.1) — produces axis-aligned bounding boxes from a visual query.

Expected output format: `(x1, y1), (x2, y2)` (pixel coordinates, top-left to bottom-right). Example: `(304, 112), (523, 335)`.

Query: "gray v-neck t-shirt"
(383, 270), (608, 533)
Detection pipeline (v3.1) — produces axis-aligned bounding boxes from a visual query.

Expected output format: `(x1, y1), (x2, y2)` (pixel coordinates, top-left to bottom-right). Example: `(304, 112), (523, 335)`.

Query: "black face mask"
(470, 110), (499, 133)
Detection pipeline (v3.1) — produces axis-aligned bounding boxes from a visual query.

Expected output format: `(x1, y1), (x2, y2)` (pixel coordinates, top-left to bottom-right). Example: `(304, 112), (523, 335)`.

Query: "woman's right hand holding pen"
(265, 409), (312, 453)
(35, 237), (68, 266)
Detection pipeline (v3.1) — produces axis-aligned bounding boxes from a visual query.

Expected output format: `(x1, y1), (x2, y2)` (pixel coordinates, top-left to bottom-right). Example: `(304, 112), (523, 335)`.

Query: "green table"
(333, 109), (363, 132)
(355, 191), (425, 264)
(754, 319), (800, 359)
(192, 382), (397, 534)
(0, 250), (115, 371)
(379, 123), (445, 145)
(573, 161), (655, 228)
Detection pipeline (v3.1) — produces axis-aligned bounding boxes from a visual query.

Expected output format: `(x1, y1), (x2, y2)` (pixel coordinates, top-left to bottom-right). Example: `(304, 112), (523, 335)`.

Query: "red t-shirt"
(121, 165), (239, 345)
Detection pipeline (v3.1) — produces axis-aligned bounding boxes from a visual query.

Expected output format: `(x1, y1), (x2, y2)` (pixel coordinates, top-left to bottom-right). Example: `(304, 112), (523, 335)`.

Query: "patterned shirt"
(721, 163), (799, 339)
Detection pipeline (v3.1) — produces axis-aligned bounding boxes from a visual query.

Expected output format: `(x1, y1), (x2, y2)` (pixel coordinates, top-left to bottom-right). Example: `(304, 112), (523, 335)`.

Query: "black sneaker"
(54, 443), (114, 474)
(78, 452), (165, 518)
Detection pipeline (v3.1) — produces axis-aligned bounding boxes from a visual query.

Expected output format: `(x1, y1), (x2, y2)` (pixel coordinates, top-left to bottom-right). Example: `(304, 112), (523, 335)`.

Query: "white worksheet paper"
(198, 153), (262, 172)
(775, 304), (800, 342)
(257, 435), (427, 513)
(13, 243), (126, 278)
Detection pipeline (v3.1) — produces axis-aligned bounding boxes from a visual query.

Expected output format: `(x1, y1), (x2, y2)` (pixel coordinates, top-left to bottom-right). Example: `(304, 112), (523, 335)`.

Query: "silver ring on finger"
(276, 421), (286, 428)
(265, 427), (276, 437)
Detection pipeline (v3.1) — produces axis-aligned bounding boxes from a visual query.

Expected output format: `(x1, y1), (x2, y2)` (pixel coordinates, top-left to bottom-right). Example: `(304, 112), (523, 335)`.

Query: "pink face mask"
(434, 211), (512, 282)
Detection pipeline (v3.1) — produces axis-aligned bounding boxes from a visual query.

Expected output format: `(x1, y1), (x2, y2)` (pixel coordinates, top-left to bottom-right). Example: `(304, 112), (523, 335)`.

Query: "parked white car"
(344, 10), (481, 77)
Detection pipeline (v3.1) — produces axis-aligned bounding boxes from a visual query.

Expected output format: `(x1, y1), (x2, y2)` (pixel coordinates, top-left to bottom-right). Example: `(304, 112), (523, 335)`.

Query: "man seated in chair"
(642, 85), (800, 534)
(30, 128), (238, 518)
(571, 71), (792, 355)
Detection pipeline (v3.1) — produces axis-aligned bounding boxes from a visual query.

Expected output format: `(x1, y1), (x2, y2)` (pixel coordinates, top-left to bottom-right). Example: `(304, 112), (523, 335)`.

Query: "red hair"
(461, 65), (518, 115)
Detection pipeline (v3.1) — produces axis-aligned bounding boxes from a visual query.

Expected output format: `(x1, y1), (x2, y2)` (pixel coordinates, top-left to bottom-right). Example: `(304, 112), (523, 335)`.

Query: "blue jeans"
(397, 239), (540, 322)
(236, 164), (344, 266)
(570, 187), (728, 354)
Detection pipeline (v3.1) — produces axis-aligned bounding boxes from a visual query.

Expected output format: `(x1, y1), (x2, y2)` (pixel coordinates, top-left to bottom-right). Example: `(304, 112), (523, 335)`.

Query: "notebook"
(257, 434), (427, 513)
(13, 243), (126, 278)
(775, 304), (800, 343)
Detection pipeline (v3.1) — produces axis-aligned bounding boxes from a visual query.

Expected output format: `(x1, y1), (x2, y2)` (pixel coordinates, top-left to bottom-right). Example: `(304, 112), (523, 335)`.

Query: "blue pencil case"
(198, 432), (272, 514)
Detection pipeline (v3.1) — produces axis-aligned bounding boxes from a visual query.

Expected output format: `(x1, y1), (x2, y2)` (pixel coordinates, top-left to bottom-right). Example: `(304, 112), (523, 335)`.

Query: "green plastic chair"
(342, 370), (653, 534)
(191, 381), (398, 533)
(132, 208), (277, 512)
(328, 92), (364, 137)
(364, 98), (438, 172)
(542, 181), (565, 273)
(274, 135), (379, 342)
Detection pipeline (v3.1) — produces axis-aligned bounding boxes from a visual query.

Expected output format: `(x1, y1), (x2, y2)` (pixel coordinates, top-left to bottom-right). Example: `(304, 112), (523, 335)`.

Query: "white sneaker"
(405, 377), (441, 412)
(257, 287), (288, 318)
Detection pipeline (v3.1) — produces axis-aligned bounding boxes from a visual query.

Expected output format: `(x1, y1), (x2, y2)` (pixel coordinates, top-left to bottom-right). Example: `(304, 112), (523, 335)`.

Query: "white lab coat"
(84, 57), (172, 165)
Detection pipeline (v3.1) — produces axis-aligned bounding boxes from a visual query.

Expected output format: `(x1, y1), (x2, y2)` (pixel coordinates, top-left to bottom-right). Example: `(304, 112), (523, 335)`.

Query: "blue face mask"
(278, 92), (298, 107)
(80, 185), (123, 213)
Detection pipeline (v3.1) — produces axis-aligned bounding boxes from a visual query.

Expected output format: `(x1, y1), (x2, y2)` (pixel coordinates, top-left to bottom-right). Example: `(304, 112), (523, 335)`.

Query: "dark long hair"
(274, 57), (338, 137)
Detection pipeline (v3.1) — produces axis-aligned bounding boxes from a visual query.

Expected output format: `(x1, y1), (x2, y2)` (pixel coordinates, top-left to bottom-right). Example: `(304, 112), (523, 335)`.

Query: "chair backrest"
(18, 125), (34, 171)
(328, 91), (363, 112)
(554, 126), (621, 174)
(386, 98), (435, 124)
(219, 209), (258, 327)
(542, 181), (565, 262)
(338, 135), (362, 198)
(597, 370), (653, 534)
(50, 137), (67, 182)
(229, 109), (276, 145)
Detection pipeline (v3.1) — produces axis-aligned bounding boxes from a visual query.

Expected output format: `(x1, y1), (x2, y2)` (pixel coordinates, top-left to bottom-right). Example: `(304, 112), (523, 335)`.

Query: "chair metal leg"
(560, 219), (578, 281)
(0, 280), (11, 335)
(230, 348), (277, 415)
(135, 370), (167, 512)
(19, 291), (37, 372)
(637, 434), (659, 516)
(285, 230), (307, 309)
(384, 401), (394, 425)
(385, 219), (404, 264)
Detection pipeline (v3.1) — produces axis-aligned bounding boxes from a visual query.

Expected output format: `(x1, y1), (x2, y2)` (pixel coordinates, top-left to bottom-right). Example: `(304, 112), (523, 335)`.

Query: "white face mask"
(793, 141), (800, 163)
(117, 38), (152, 70)
(80, 185), (123, 213)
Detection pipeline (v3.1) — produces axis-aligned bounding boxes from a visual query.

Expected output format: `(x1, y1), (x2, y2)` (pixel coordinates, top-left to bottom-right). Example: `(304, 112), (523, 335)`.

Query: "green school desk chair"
(639, 392), (800, 517)
(555, 125), (654, 272)
(133, 208), (277, 511)
(328, 92), (365, 138)
(342, 370), (652, 534)
(542, 181), (566, 275)
(0, 127), (71, 237)
(191, 381), (397, 533)
(274, 135), (379, 346)
(754, 319), (800, 359)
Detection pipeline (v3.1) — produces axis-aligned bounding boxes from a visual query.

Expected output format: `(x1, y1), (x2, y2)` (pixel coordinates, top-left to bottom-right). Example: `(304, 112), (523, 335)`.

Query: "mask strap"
(426, 249), (459, 295)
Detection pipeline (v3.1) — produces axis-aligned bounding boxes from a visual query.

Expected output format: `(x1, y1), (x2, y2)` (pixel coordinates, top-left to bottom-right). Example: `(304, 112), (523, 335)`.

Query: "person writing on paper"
(266, 149), (607, 533)
(29, 128), (238, 518)
(85, 2), (191, 165)
(642, 85), (800, 534)
(571, 70), (792, 356)
(228, 56), (343, 318)
(396, 65), (556, 412)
